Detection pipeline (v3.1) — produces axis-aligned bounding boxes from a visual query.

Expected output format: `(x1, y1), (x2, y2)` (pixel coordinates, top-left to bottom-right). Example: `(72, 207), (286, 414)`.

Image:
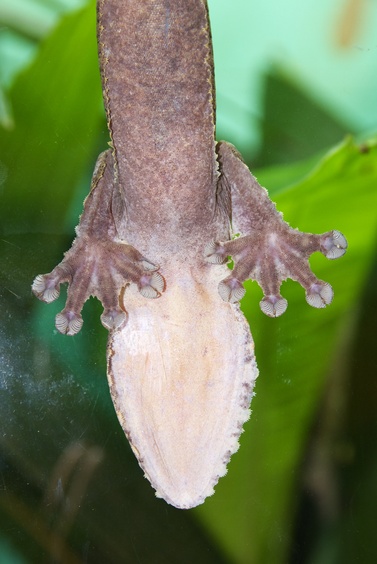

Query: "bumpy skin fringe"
(32, 0), (347, 508)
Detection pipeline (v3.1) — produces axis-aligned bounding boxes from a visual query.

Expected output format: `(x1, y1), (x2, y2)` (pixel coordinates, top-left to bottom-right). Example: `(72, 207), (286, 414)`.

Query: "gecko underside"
(107, 264), (258, 509)
(31, 0), (348, 512)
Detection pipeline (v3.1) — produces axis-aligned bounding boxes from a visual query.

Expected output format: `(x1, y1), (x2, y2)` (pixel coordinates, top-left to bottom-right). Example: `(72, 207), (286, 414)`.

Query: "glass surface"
(1, 1), (377, 562)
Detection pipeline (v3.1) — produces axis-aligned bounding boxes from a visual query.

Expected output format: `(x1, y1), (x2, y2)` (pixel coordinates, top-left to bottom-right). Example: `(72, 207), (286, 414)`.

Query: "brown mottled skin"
(98, 0), (221, 255)
(32, 0), (347, 507)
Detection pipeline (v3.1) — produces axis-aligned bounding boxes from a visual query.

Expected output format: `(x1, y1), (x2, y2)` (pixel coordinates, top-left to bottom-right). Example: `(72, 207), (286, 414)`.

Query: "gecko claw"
(260, 295), (288, 317)
(218, 278), (246, 303)
(320, 230), (347, 259)
(32, 274), (60, 303)
(55, 310), (83, 336)
(101, 308), (128, 331)
(305, 282), (333, 308)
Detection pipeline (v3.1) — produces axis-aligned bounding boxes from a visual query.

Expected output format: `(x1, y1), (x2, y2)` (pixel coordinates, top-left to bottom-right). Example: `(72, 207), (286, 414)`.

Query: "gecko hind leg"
(32, 150), (165, 335)
(205, 142), (347, 317)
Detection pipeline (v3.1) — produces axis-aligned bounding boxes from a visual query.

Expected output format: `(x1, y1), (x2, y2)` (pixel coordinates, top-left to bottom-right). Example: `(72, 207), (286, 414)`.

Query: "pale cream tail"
(107, 264), (258, 509)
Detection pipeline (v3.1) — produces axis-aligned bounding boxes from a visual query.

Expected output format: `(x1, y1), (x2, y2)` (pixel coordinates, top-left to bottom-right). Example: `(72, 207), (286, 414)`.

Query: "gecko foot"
(32, 236), (165, 334)
(205, 228), (347, 316)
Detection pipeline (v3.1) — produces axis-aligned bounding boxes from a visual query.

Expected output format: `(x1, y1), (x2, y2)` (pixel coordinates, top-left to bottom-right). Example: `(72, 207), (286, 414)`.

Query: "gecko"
(32, 0), (347, 509)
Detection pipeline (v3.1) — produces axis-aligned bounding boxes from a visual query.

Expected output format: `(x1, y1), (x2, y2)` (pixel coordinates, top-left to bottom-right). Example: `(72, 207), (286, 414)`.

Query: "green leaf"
(0, 0), (83, 40)
(256, 70), (349, 167)
(195, 136), (377, 563)
(0, 0), (103, 236)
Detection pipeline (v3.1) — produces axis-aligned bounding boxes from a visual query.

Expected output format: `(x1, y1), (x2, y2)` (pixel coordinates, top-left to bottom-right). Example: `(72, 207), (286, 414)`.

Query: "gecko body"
(32, 0), (347, 508)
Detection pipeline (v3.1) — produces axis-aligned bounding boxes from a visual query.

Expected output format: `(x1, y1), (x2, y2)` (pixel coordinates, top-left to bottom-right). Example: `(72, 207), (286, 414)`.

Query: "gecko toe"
(138, 272), (165, 299)
(218, 278), (246, 303)
(305, 282), (333, 308)
(260, 295), (288, 317)
(204, 241), (228, 264)
(321, 230), (348, 259)
(101, 308), (128, 331)
(32, 274), (60, 303)
(55, 310), (83, 335)
(140, 259), (159, 271)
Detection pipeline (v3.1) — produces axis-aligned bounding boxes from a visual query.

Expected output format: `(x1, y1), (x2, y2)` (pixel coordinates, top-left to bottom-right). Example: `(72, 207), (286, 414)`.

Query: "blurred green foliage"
(1, 1), (377, 563)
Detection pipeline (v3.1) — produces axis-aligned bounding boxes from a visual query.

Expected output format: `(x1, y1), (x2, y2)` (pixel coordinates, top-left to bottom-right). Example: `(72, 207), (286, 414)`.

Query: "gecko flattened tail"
(107, 264), (258, 509)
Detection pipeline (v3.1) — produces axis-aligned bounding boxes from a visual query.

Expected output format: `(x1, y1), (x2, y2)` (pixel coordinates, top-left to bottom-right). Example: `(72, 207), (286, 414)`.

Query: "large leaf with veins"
(196, 136), (377, 563)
